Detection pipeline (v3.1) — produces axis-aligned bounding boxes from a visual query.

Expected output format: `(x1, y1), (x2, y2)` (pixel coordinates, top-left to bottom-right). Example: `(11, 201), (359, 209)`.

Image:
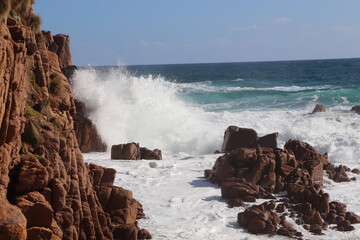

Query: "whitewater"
(73, 59), (360, 239)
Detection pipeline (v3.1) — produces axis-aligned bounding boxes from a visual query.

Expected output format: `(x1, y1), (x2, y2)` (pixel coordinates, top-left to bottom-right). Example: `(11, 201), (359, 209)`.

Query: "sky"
(34, 0), (360, 66)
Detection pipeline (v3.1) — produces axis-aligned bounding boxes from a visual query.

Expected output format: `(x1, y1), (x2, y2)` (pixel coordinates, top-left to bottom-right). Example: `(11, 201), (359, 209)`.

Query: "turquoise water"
(124, 58), (360, 111)
(74, 58), (360, 158)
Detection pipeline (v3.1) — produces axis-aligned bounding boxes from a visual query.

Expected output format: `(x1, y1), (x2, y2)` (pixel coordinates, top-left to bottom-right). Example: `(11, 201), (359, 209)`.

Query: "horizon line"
(77, 56), (360, 68)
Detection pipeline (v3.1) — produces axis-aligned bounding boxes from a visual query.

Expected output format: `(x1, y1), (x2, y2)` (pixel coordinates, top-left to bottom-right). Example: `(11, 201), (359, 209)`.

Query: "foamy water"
(73, 61), (360, 239)
(73, 66), (360, 164)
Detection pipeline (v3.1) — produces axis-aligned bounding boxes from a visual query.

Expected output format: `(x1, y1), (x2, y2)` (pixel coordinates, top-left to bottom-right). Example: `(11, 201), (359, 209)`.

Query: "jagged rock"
(62, 65), (78, 82)
(284, 139), (325, 184)
(53, 34), (72, 68)
(312, 104), (326, 113)
(221, 126), (258, 152)
(237, 202), (281, 235)
(0, 10), (149, 240)
(351, 105), (360, 114)
(328, 165), (351, 182)
(74, 100), (107, 153)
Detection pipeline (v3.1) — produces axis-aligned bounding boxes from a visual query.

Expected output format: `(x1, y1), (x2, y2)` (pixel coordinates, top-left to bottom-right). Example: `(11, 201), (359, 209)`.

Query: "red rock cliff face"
(0, 13), (148, 240)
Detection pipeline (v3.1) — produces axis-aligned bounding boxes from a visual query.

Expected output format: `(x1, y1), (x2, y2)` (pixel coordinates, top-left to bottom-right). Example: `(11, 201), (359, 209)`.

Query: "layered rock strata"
(206, 126), (360, 237)
(0, 9), (149, 240)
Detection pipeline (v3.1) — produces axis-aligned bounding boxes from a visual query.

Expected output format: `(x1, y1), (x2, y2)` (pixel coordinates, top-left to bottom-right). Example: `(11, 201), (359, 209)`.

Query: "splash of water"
(72, 66), (222, 155)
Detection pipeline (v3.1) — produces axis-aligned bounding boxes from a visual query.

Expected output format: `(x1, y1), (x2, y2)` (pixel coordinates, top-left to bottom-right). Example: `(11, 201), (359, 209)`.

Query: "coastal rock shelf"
(205, 126), (360, 238)
(0, 4), (150, 240)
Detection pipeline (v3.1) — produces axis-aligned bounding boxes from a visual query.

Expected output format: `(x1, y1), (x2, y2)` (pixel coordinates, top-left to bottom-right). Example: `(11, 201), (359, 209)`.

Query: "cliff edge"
(0, 3), (148, 240)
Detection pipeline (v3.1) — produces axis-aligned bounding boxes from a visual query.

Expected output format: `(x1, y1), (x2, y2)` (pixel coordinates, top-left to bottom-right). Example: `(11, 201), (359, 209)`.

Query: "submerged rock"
(312, 104), (326, 113)
(351, 105), (360, 114)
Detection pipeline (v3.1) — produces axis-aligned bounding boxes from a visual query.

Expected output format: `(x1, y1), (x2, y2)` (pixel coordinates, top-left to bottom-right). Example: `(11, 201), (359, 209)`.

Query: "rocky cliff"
(0, 4), (148, 240)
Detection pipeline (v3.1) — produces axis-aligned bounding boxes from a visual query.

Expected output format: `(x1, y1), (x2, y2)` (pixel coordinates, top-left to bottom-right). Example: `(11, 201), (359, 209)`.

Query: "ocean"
(74, 58), (360, 239)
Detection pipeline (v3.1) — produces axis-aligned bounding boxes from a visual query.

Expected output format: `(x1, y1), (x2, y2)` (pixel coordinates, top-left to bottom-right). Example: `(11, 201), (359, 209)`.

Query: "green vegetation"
(33, 154), (43, 160)
(49, 73), (63, 96)
(25, 105), (41, 118)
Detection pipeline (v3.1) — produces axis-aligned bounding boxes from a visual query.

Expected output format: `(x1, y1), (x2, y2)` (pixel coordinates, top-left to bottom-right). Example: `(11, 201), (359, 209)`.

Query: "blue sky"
(34, 0), (360, 66)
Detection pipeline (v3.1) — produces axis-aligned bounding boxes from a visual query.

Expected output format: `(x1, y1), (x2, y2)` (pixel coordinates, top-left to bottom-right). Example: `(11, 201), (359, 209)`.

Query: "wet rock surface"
(205, 126), (360, 238)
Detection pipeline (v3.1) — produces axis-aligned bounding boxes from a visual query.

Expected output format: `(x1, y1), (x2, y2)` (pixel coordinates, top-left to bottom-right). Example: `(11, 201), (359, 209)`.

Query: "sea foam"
(72, 67), (221, 155)
(73, 66), (360, 164)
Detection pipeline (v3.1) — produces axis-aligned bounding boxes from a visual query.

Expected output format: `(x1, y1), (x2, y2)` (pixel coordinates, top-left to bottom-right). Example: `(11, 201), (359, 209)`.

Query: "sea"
(74, 58), (360, 239)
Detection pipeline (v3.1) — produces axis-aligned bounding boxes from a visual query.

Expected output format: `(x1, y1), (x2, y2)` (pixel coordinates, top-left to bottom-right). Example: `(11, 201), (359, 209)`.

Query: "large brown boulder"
(0, 200), (27, 240)
(140, 147), (162, 160)
(15, 156), (50, 193)
(111, 143), (141, 160)
(221, 126), (258, 152)
(15, 192), (53, 228)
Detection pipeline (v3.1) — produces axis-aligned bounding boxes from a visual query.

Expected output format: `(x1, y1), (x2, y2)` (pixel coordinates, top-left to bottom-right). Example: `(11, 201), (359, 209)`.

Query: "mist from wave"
(72, 60), (360, 163)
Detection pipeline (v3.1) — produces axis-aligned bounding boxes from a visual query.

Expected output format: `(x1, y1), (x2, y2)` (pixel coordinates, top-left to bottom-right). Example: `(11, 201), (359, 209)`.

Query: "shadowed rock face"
(74, 100), (107, 153)
(0, 11), (149, 240)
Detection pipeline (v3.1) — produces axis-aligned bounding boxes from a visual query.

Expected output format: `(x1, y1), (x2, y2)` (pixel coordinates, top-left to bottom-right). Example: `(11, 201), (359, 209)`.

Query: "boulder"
(111, 143), (141, 160)
(351, 105), (360, 114)
(15, 192), (53, 228)
(221, 126), (258, 152)
(0, 200), (27, 240)
(312, 104), (326, 113)
(15, 156), (49, 193)
(140, 147), (162, 160)
(258, 132), (278, 148)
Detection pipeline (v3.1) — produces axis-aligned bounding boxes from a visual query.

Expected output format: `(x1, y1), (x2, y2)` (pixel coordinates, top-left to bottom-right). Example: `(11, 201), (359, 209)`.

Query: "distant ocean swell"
(73, 60), (360, 164)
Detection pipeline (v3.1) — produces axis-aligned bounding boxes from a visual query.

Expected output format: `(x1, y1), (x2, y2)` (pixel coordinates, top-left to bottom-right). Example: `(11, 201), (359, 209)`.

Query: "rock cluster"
(205, 126), (360, 237)
(0, 11), (149, 240)
(111, 143), (162, 160)
(89, 164), (152, 239)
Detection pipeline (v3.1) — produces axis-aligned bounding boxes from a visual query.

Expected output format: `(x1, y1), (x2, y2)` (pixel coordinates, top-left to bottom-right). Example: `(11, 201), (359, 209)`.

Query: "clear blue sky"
(34, 0), (360, 66)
